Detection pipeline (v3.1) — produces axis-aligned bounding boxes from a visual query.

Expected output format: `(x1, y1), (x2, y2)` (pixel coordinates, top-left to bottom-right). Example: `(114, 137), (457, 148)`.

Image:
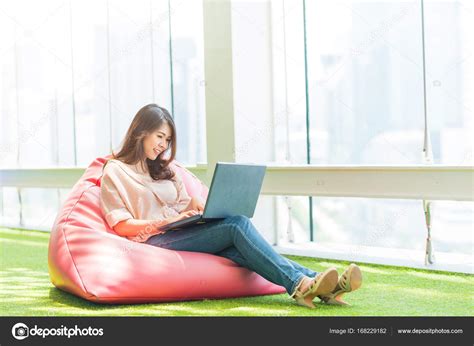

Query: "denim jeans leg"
(225, 216), (306, 294)
(215, 246), (252, 268)
(145, 215), (305, 295)
(283, 257), (318, 278)
(216, 246), (317, 278)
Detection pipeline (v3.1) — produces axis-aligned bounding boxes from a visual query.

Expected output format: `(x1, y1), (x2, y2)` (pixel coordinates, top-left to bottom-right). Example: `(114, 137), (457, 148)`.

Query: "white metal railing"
(1, 164), (473, 201)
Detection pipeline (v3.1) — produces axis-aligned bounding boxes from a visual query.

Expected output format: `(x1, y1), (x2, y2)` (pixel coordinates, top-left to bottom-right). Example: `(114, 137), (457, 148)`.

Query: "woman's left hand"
(184, 197), (205, 213)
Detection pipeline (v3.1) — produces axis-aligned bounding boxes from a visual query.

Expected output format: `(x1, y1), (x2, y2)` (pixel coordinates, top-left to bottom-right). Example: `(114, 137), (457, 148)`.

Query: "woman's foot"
(292, 267), (338, 308)
(318, 263), (362, 305)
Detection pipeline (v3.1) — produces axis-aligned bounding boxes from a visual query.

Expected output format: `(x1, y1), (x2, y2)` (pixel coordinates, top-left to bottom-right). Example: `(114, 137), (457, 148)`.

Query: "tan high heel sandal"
(292, 267), (338, 308)
(318, 263), (362, 306)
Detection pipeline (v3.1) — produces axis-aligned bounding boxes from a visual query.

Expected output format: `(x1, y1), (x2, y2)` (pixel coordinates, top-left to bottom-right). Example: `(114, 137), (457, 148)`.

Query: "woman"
(99, 104), (362, 308)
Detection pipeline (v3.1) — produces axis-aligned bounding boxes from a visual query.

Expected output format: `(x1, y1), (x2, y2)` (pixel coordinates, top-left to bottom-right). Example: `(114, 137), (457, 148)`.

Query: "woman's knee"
(226, 215), (250, 227)
(226, 215), (252, 234)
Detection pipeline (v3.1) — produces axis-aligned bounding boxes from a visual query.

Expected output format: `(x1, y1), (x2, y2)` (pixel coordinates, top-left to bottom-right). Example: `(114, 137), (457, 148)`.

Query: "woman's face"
(142, 123), (173, 161)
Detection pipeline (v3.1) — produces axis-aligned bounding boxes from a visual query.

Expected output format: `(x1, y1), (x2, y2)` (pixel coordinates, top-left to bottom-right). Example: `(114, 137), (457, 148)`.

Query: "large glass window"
(423, 1), (472, 165)
(305, 0), (425, 165)
(0, 0), (206, 170)
(72, 0), (111, 167)
(0, 0), (206, 230)
(273, 0), (472, 166)
(270, 0), (473, 260)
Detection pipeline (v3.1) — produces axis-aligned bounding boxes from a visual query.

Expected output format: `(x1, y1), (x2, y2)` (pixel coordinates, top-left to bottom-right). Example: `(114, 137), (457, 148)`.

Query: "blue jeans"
(145, 215), (318, 295)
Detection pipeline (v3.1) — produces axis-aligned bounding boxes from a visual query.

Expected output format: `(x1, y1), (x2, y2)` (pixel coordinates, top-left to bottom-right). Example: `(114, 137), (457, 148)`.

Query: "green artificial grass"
(0, 227), (473, 316)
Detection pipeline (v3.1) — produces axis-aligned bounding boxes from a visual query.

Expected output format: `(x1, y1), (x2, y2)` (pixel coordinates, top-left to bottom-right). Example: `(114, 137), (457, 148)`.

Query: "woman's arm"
(113, 210), (200, 237)
(113, 218), (165, 237)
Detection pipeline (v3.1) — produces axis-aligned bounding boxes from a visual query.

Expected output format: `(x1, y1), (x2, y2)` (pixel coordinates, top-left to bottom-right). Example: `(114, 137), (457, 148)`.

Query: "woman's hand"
(184, 197), (204, 213)
(154, 210), (202, 233)
(166, 210), (201, 224)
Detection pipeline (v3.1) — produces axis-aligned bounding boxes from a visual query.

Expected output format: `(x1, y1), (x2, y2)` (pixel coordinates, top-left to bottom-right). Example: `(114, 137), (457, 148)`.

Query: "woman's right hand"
(166, 210), (201, 225)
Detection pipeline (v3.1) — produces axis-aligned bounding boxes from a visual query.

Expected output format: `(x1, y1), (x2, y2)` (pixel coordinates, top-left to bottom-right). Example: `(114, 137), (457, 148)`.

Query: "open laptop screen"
(202, 162), (266, 219)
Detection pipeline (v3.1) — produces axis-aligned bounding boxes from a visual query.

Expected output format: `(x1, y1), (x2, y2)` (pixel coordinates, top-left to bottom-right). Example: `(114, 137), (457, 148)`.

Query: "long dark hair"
(108, 104), (177, 181)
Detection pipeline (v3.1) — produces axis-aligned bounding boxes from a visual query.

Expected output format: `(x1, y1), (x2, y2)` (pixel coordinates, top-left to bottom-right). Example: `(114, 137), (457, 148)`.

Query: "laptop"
(160, 162), (266, 231)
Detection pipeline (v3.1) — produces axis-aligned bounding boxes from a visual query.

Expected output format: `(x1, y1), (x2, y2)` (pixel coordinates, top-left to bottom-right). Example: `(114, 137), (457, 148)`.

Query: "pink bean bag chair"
(48, 155), (285, 304)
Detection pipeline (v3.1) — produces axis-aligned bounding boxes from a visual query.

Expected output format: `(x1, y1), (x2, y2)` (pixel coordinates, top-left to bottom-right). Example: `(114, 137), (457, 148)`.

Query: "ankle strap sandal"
(318, 263), (362, 306)
(292, 267), (338, 309)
